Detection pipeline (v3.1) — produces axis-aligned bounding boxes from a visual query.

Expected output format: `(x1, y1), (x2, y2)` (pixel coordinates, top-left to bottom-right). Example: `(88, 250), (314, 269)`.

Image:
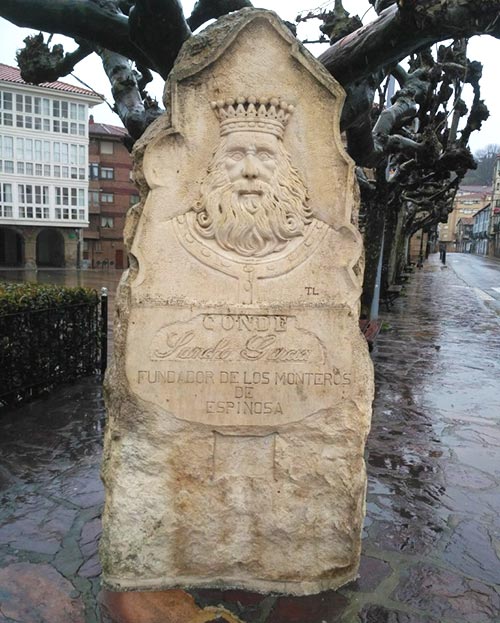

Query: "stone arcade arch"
(36, 229), (65, 267)
(0, 227), (24, 267)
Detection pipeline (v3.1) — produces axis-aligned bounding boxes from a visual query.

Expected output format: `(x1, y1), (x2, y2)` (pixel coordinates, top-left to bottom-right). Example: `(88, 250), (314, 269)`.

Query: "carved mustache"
(231, 180), (270, 195)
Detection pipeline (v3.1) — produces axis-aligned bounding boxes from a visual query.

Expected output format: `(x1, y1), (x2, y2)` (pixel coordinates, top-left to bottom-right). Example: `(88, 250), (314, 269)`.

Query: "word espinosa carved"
(136, 368), (352, 418)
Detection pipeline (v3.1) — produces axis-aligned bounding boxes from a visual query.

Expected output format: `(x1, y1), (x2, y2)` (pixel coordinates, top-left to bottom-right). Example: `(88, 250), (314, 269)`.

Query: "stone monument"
(101, 8), (374, 596)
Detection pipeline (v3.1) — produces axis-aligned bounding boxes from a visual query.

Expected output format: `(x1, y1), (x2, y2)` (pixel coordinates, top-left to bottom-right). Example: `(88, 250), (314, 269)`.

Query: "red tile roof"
(0, 63), (102, 99)
(89, 121), (128, 138)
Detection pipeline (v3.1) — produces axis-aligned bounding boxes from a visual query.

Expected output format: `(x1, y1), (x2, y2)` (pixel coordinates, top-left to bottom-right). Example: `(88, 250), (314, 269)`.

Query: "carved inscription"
(137, 366), (351, 417)
(137, 369), (351, 386)
(305, 287), (319, 296)
(150, 314), (326, 364)
(126, 311), (353, 426)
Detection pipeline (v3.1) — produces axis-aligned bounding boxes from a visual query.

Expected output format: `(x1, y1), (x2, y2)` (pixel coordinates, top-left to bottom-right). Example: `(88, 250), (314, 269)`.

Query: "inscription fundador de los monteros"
(101, 9), (374, 596)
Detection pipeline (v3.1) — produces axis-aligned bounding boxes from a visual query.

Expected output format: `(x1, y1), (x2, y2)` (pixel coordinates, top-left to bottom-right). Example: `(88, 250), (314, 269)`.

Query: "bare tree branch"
(16, 34), (93, 83)
(317, 1), (363, 45)
(369, 0), (396, 15)
(459, 61), (490, 146)
(319, 1), (500, 89)
(347, 69), (430, 166)
(188, 0), (253, 32)
(346, 113), (376, 166)
(97, 48), (161, 141)
(0, 0), (154, 71)
(128, 0), (191, 79)
(340, 71), (383, 132)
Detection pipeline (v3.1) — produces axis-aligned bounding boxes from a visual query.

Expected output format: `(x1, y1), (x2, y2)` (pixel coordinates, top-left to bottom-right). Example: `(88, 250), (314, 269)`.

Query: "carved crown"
(211, 97), (294, 138)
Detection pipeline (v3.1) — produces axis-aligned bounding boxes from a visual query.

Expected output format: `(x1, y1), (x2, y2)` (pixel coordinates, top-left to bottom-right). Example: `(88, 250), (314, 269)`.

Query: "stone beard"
(192, 130), (313, 257)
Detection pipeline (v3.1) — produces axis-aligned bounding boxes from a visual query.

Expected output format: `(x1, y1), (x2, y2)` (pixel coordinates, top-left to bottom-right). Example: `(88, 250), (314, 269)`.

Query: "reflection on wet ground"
(0, 267), (123, 304)
(0, 256), (499, 622)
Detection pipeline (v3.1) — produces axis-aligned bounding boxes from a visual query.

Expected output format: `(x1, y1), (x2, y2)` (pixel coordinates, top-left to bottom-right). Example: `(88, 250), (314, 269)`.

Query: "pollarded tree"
(2, 0), (499, 309)
(348, 35), (488, 303)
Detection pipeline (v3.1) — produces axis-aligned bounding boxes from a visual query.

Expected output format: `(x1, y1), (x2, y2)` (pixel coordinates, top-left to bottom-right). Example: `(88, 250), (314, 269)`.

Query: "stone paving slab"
(1, 255), (499, 622)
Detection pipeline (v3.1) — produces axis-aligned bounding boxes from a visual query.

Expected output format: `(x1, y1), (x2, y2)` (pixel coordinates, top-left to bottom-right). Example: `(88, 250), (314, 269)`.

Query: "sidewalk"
(0, 256), (499, 622)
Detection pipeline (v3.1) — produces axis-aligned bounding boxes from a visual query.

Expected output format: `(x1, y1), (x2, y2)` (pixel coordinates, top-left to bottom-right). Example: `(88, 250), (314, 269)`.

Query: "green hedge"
(0, 281), (98, 314)
(0, 282), (101, 407)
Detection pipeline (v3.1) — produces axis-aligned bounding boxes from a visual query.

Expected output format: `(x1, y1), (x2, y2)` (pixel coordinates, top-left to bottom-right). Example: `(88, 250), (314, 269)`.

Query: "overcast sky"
(1, 0), (499, 153)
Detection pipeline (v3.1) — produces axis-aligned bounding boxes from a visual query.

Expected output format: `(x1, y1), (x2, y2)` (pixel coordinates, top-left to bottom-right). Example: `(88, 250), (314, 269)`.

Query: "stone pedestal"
(101, 8), (373, 596)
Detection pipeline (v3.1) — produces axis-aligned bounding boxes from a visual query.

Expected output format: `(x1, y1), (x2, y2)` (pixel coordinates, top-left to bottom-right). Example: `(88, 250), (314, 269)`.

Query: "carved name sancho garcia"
(150, 313), (325, 363)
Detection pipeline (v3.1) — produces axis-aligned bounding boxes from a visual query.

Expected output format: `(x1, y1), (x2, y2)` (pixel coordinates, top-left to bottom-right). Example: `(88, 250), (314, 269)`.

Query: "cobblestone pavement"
(1, 255), (499, 622)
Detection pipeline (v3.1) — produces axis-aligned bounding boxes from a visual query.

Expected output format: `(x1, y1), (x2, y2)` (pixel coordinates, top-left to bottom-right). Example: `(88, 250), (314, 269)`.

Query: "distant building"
(438, 185), (492, 251)
(472, 204), (491, 256)
(489, 156), (500, 258)
(455, 217), (474, 253)
(0, 63), (101, 268)
(408, 230), (430, 265)
(84, 119), (138, 269)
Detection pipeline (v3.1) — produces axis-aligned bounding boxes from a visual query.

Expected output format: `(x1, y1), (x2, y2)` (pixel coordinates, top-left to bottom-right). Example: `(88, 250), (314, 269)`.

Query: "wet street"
(0, 255), (499, 622)
(447, 253), (500, 314)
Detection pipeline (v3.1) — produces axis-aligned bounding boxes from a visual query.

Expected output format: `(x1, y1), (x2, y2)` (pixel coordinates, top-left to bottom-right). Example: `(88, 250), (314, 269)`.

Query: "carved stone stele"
(101, 8), (374, 596)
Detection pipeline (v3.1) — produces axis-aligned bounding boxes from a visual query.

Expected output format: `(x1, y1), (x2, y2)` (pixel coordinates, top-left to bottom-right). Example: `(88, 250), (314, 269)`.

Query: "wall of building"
(408, 230), (430, 264)
(472, 205), (491, 256)
(489, 158), (500, 258)
(0, 64), (100, 268)
(455, 219), (473, 253)
(83, 123), (138, 269)
(439, 186), (491, 252)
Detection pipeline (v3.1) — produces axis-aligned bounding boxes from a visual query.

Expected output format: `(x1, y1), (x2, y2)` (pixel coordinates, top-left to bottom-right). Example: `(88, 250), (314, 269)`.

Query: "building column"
(63, 228), (80, 268)
(23, 229), (38, 269)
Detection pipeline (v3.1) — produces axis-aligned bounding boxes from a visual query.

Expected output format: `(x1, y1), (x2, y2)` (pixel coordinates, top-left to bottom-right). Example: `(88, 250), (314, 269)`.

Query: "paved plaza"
(0, 256), (499, 622)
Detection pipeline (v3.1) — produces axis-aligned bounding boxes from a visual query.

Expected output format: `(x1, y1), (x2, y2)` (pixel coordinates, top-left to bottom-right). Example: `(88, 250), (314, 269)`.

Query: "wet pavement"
(1, 254), (499, 622)
(446, 253), (500, 316)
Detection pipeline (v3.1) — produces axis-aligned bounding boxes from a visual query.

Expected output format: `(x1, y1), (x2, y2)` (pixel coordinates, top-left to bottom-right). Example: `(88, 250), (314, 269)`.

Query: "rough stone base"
(103, 566), (360, 596)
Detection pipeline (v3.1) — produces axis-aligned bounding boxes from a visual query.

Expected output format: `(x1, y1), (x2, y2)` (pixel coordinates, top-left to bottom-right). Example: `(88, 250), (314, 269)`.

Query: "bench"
(359, 318), (381, 352)
(381, 284), (403, 311)
(396, 271), (412, 284)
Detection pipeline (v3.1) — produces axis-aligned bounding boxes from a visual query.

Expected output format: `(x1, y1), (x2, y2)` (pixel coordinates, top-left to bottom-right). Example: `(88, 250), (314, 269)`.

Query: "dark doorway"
(115, 249), (124, 269)
(0, 228), (23, 266)
(37, 229), (65, 267)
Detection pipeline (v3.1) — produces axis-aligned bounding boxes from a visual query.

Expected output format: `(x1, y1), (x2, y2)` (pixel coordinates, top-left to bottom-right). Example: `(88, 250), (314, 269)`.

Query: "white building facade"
(0, 64), (101, 268)
(472, 204), (491, 256)
(489, 156), (500, 258)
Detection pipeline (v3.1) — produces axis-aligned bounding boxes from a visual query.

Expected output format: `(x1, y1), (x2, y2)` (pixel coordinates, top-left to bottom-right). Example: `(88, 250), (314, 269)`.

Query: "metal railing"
(0, 289), (108, 407)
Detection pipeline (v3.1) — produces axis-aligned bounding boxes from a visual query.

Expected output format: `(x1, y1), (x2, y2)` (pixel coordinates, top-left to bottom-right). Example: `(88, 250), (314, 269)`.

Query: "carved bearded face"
(193, 130), (312, 257)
